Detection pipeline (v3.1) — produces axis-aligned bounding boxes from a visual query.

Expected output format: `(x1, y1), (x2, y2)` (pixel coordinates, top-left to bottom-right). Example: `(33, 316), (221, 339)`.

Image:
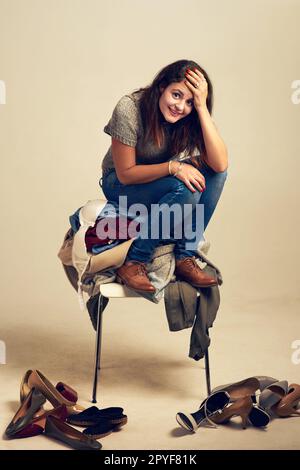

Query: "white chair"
(92, 283), (211, 403)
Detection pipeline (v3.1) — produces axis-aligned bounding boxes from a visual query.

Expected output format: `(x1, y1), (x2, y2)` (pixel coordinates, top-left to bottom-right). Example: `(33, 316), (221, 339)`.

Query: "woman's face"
(158, 81), (194, 123)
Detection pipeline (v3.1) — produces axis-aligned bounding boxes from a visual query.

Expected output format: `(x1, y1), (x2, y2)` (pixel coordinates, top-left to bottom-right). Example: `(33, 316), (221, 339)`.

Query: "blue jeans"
(100, 164), (227, 263)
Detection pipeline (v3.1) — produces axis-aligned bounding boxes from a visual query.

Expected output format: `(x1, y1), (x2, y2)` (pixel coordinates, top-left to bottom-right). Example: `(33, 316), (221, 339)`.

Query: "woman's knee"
(213, 169), (228, 193)
(169, 177), (202, 205)
(204, 168), (228, 195)
(216, 168), (228, 180)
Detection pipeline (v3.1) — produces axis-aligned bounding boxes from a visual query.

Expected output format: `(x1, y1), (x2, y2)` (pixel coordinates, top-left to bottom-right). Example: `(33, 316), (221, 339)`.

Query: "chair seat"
(99, 282), (201, 298)
(99, 282), (142, 298)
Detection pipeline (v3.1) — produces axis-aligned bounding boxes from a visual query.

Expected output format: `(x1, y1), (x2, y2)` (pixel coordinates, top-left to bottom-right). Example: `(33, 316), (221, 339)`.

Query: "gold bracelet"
(168, 160), (173, 175)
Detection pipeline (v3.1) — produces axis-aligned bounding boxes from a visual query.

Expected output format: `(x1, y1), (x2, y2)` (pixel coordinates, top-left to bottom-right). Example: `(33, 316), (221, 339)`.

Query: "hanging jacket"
(164, 266), (221, 361)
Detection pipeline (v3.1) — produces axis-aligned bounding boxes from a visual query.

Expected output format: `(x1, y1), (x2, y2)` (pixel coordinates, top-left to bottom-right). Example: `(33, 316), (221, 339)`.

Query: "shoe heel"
(30, 388), (46, 410)
(275, 402), (300, 417)
(248, 405), (270, 427)
(176, 412), (198, 432)
(240, 413), (248, 429)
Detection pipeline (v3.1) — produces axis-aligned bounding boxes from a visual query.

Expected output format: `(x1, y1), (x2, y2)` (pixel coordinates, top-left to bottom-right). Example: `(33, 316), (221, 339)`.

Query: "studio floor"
(1, 289), (299, 451)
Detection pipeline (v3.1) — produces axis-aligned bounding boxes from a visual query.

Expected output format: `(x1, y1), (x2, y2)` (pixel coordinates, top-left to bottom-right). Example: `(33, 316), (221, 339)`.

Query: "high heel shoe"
(272, 383), (300, 417)
(20, 369), (78, 404)
(210, 396), (270, 429)
(5, 388), (46, 437)
(176, 390), (230, 432)
(44, 415), (102, 450)
(27, 370), (83, 414)
(248, 403), (270, 427)
(8, 405), (69, 439)
(210, 396), (253, 429)
(211, 377), (261, 401)
(258, 380), (288, 413)
(56, 382), (78, 403)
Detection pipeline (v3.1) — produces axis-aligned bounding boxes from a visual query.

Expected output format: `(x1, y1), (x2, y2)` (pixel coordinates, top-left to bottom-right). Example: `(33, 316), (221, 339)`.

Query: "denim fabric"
(100, 165), (227, 263)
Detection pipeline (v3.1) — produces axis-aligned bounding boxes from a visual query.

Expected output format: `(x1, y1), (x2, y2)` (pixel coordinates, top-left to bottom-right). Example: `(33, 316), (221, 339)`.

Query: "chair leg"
(204, 349), (211, 396)
(92, 293), (105, 403)
(204, 328), (211, 396)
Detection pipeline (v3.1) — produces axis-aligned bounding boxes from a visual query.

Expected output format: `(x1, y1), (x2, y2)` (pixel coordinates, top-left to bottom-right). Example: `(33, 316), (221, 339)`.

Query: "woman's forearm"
(196, 105), (228, 172)
(121, 161), (171, 185)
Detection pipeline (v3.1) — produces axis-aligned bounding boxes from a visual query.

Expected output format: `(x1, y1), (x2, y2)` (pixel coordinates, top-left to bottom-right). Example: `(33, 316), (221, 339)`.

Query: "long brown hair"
(132, 59), (214, 163)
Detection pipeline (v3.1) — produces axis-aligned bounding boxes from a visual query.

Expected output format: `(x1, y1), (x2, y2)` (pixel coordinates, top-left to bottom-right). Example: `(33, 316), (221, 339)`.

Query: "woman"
(99, 59), (228, 293)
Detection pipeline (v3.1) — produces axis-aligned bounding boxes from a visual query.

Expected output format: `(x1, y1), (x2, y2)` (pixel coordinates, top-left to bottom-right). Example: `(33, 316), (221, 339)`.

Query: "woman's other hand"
(170, 161), (205, 193)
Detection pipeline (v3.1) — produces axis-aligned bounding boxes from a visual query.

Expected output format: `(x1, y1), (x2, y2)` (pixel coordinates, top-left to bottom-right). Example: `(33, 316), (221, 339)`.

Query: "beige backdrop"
(0, 0), (300, 450)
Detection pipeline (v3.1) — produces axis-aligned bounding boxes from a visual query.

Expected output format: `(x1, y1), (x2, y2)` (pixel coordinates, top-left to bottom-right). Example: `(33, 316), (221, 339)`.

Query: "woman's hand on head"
(171, 161), (206, 193)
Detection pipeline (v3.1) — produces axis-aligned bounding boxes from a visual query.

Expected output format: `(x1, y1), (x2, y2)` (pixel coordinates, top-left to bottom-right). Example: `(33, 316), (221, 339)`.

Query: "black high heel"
(248, 403), (270, 427)
(5, 387), (46, 437)
(176, 390), (230, 432)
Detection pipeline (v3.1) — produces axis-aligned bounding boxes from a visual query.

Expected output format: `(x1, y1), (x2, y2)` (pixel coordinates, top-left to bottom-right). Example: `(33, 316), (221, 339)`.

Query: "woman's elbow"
(210, 159), (228, 173)
(116, 169), (131, 185)
(215, 152), (229, 173)
(216, 162), (228, 173)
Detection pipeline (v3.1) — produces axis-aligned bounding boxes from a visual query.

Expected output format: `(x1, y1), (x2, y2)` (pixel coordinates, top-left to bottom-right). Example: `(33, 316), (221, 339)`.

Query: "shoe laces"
(182, 257), (198, 271)
(131, 261), (148, 276)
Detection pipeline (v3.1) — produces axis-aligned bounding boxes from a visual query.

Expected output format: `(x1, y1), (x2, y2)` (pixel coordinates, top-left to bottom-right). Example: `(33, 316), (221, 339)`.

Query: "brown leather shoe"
(175, 256), (217, 288)
(116, 261), (156, 293)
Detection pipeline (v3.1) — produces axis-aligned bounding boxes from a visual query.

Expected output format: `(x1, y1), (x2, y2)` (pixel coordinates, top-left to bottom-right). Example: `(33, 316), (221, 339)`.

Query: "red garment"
(85, 216), (140, 252)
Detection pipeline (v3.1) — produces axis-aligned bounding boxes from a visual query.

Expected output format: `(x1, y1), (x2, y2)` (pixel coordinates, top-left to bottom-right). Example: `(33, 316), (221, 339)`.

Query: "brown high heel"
(212, 377), (260, 401)
(27, 370), (84, 415)
(210, 396), (270, 429)
(210, 396), (253, 429)
(272, 383), (300, 417)
(20, 369), (78, 404)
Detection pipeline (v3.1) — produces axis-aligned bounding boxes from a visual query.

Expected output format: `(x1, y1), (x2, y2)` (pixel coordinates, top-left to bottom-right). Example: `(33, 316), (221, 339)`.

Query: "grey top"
(102, 90), (170, 171)
(101, 89), (201, 172)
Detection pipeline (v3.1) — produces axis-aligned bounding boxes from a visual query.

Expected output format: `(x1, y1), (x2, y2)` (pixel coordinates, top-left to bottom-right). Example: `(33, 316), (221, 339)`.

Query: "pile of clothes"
(58, 199), (224, 361)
